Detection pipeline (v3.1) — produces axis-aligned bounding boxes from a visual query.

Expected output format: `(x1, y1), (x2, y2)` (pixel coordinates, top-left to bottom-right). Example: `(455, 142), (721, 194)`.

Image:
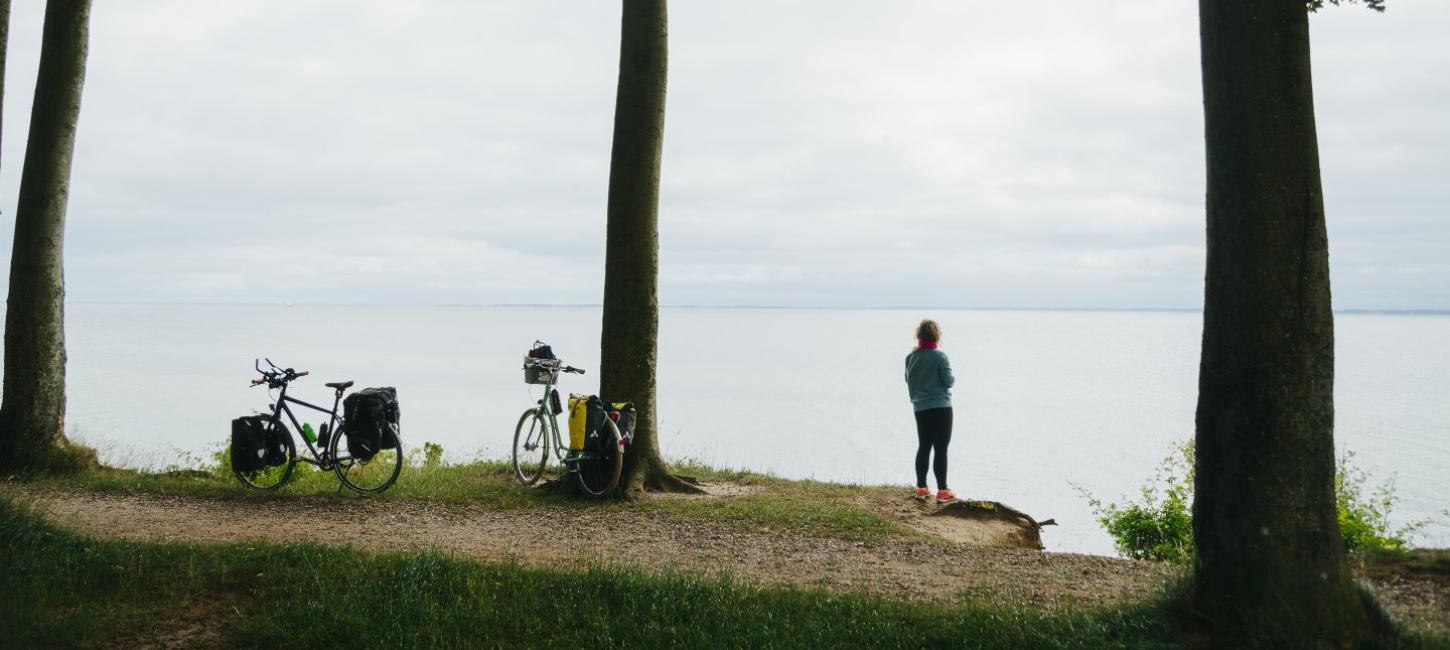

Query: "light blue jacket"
(905, 348), (955, 412)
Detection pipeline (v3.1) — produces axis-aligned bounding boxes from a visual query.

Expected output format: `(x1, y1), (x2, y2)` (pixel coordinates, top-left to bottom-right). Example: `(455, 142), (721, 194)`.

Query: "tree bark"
(1, 0), (10, 165)
(1193, 0), (1380, 642)
(599, 0), (698, 496)
(0, 0), (95, 475)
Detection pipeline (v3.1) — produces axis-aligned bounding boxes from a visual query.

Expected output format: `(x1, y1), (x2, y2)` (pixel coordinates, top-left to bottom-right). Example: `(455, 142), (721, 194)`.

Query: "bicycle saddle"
(325, 380), (354, 390)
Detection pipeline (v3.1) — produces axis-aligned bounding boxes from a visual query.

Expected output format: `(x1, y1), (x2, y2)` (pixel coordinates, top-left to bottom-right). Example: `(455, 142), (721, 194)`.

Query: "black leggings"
(914, 407), (953, 490)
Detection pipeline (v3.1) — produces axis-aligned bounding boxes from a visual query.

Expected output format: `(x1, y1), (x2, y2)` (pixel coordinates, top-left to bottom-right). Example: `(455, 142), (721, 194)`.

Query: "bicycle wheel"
(576, 419), (623, 498)
(513, 408), (550, 485)
(234, 421), (297, 490)
(334, 432), (403, 494)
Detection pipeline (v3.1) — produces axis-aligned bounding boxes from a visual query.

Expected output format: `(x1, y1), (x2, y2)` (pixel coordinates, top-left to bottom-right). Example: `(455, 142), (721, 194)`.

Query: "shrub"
(1079, 441), (1195, 563)
(1335, 451), (1428, 553)
(1081, 441), (1428, 562)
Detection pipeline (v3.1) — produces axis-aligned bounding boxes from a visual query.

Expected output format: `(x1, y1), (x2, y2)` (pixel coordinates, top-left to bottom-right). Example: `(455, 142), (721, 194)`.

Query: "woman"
(905, 319), (956, 503)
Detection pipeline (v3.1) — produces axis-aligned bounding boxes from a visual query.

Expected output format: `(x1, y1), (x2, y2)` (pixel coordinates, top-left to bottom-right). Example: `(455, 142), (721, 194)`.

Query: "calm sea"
(32, 304), (1450, 555)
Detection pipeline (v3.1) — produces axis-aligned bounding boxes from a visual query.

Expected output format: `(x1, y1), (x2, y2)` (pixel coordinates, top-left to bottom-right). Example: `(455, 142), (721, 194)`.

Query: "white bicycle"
(512, 343), (630, 497)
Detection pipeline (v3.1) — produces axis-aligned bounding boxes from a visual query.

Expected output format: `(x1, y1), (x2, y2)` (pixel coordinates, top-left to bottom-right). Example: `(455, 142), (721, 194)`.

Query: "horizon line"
(55, 300), (1450, 315)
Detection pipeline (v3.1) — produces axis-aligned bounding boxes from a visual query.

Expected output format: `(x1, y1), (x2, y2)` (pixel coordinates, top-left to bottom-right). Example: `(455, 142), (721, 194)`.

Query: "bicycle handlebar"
(251, 358), (308, 387)
(523, 358), (585, 375)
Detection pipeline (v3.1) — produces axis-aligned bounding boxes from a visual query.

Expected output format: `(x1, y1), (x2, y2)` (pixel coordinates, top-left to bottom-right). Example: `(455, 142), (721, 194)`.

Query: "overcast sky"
(1, 1), (1445, 309)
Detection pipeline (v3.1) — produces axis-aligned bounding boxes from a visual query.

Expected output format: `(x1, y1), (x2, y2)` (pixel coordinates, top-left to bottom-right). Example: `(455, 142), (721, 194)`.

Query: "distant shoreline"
(55, 301), (1450, 316)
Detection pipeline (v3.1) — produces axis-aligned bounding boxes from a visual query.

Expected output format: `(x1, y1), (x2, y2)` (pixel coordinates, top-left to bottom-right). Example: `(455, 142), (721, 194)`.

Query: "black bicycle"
(236, 359), (403, 494)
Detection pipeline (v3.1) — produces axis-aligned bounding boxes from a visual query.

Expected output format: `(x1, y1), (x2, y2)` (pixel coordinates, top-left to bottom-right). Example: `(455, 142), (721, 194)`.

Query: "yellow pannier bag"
(567, 393), (590, 451)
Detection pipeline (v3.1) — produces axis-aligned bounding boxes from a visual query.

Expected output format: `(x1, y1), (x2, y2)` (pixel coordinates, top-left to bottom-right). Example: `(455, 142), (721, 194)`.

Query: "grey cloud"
(1, 1), (1445, 309)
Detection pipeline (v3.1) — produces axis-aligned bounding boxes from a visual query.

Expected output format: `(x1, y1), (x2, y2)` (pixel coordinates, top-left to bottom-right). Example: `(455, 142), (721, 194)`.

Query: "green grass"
(1357, 548), (1450, 584)
(644, 476), (919, 542)
(0, 496), (1181, 649)
(34, 454), (539, 505)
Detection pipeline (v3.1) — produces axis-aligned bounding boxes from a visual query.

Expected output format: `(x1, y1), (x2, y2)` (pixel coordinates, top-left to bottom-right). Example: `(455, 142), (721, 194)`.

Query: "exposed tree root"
(628, 457), (705, 496)
(643, 472), (705, 494)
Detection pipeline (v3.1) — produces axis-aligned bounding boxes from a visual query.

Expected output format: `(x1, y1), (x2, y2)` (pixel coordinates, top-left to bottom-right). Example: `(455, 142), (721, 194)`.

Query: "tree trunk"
(1193, 0), (1381, 643)
(1, 0), (10, 163)
(0, 0), (95, 475)
(599, 0), (697, 495)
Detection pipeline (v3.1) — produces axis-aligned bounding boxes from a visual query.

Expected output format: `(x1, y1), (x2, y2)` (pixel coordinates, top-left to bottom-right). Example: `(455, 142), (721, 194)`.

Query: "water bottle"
(318, 422), (330, 448)
(302, 423), (318, 444)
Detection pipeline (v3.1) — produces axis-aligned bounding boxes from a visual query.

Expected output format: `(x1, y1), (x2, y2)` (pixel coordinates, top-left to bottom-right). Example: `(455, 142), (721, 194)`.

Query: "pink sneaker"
(914, 487), (931, 501)
(936, 489), (957, 503)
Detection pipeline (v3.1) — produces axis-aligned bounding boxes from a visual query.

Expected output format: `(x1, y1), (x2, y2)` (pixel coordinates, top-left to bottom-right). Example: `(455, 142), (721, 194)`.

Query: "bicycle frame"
(269, 381), (348, 467)
(533, 383), (570, 463)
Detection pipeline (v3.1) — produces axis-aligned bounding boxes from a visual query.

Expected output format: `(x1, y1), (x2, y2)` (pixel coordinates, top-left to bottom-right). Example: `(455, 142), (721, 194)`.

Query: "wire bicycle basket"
(523, 358), (560, 385)
(524, 341), (561, 385)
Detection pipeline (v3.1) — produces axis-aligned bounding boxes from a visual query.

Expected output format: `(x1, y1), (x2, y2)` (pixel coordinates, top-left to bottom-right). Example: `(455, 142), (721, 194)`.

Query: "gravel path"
(23, 488), (1449, 635)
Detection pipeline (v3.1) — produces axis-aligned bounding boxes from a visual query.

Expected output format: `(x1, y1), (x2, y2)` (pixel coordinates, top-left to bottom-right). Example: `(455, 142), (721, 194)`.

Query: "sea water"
(33, 303), (1450, 555)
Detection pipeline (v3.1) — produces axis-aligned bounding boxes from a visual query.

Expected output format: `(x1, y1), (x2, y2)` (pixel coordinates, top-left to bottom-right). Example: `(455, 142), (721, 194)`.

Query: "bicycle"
(236, 358), (403, 494)
(512, 345), (630, 497)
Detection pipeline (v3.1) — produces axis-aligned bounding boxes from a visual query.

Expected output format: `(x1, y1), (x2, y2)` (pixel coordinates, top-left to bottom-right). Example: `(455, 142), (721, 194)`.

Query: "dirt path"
(22, 487), (1449, 634)
(30, 487), (1172, 610)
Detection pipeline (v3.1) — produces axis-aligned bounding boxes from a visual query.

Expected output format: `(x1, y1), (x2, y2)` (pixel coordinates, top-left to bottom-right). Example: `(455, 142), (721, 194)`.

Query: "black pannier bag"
(612, 402), (637, 446)
(584, 395), (609, 453)
(263, 425), (289, 466)
(344, 387), (400, 461)
(231, 415), (269, 472)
